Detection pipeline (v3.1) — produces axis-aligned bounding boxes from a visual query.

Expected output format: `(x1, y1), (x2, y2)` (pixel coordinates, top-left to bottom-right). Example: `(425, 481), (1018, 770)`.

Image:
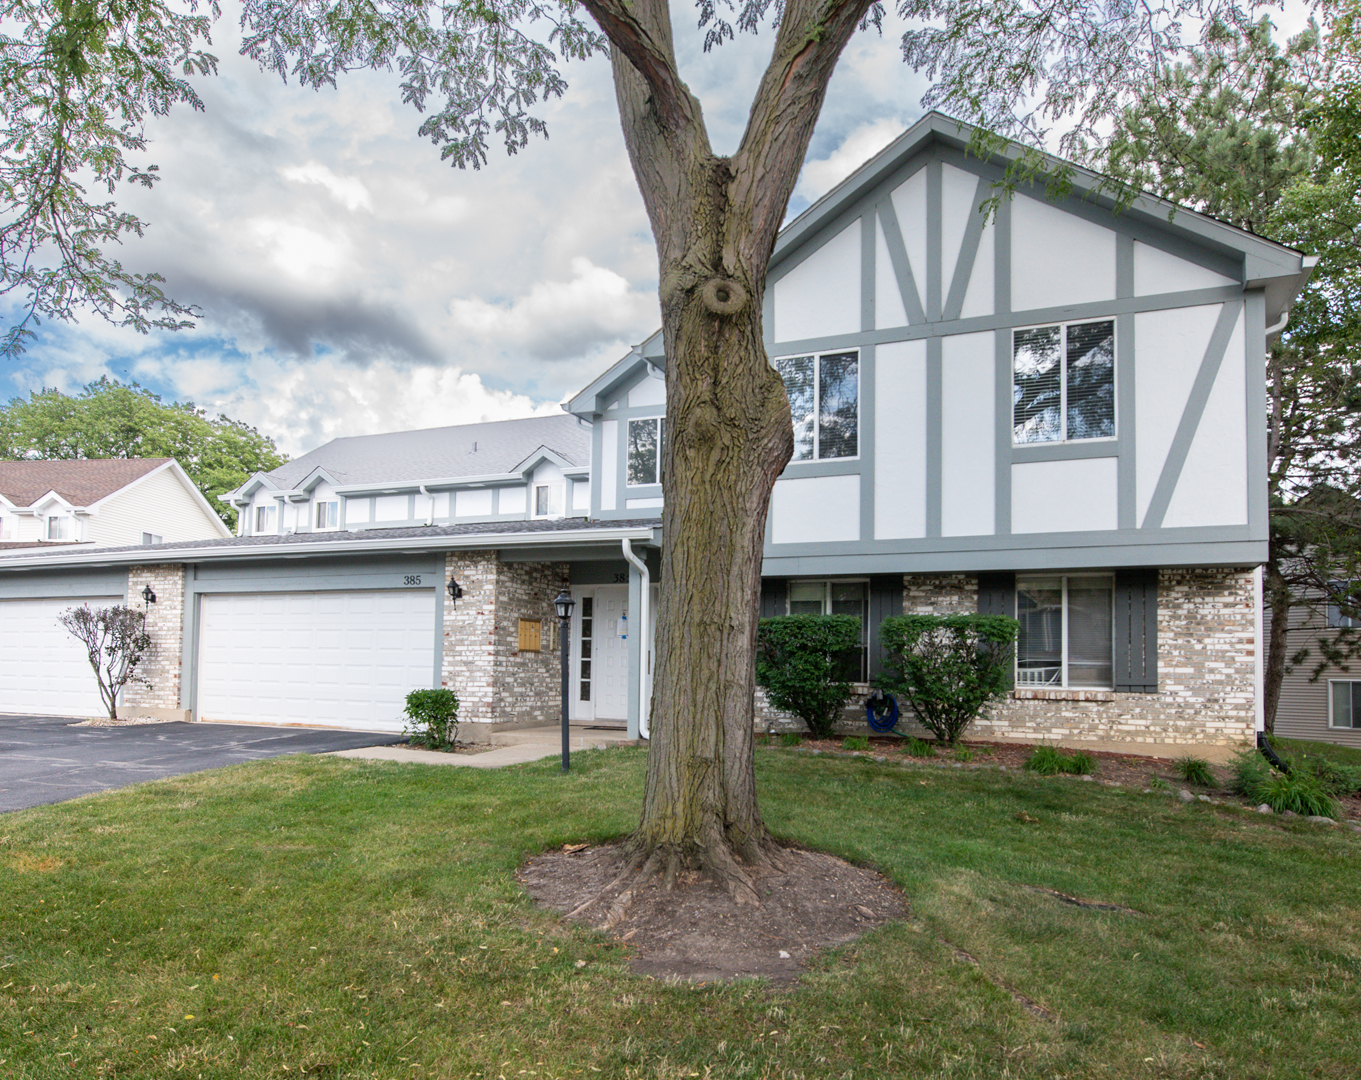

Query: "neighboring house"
(1272, 591), (1361, 750)
(0, 114), (1314, 744)
(0, 458), (229, 548)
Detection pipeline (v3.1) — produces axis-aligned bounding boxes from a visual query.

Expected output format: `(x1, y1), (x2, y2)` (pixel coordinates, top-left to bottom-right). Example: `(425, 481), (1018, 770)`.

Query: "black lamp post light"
(554, 587), (576, 773)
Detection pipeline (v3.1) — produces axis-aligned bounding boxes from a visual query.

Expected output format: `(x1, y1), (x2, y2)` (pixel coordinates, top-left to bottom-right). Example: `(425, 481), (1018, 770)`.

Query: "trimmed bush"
(756, 615), (863, 740)
(403, 688), (460, 749)
(877, 614), (1019, 746)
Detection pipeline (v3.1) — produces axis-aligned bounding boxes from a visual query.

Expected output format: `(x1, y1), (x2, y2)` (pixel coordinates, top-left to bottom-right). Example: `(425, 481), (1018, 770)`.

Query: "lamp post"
(553, 587), (576, 773)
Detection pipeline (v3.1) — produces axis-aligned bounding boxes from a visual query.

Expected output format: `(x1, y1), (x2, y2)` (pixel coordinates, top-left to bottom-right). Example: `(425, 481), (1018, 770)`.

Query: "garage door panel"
(0, 596), (124, 717)
(197, 589), (435, 731)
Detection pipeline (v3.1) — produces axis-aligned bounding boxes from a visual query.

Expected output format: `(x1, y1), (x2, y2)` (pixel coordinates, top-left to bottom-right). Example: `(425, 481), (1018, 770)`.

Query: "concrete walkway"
(327, 724), (636, 769)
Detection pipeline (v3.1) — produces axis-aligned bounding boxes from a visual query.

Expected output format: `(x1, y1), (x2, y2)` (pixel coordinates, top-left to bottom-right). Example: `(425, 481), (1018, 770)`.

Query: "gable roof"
(260, 414), (591, 489)
(0, 458), (173, 507)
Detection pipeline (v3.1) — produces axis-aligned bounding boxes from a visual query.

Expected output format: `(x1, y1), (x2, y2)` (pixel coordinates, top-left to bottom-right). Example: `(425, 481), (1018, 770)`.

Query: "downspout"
(1264, 310), (1289, 337)
(418, 485), (435, 526)
(621, 538), (651, 739)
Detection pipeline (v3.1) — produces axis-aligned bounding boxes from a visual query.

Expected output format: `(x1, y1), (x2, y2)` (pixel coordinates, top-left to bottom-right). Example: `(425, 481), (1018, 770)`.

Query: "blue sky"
(0, 3), (1313, 457)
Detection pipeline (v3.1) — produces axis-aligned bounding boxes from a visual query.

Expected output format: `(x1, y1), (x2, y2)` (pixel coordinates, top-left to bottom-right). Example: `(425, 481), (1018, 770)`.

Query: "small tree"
(58, 605), (153, 721)
(755, 615), (862, 740)
(877, 615), (1019, 746)
(403, 688), (460, 749)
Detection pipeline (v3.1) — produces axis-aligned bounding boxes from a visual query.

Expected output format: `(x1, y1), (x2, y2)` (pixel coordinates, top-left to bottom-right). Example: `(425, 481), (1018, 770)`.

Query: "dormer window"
(46, 514), (75, 541)
(0, 513), (10, 540)
(533, 484), (563, 518)
(254, 505), (277, 534)
(315, 500), (339, 530)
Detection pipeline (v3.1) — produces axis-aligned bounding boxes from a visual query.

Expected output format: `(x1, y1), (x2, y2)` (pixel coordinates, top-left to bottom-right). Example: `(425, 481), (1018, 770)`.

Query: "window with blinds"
(1016, 574), (1114, 689)
(1013, 319), (1115, 443)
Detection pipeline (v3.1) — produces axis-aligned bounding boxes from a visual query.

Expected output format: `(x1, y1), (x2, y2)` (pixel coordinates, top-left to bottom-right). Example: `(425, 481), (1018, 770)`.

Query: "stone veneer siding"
(120, 564), (189, 720)
(909, 568), (1258, 749)
(442, 551), (568, 732)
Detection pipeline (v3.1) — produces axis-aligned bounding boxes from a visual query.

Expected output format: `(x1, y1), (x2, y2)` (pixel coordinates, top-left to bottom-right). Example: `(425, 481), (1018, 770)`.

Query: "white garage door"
(0, 596), (124, 718)
(197, 590), (436, 731)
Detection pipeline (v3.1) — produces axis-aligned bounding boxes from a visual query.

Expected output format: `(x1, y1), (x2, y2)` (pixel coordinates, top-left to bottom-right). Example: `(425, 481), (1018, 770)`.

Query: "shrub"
(1025, 746), (1094, 775)
(1257, 770), (1338, 818)
(756, 615), (863, 740)
(403, 688), (460, 749)
(842, 735), (870, 751)
(778, 731), (803, 748)
(1227, 748), (1271, 798)
(1174, 755), (1216, 787)
(877, 614), (1019, 746)
(59, 604), (153, 721)
(955, 748), (975, 763)
(1306, 759), (1361, 797)
(904, 736), (936, 758)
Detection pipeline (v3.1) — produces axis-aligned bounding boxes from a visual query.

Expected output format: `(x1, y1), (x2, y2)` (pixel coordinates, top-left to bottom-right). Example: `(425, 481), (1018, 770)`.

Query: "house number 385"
(403, 575), (423, 585)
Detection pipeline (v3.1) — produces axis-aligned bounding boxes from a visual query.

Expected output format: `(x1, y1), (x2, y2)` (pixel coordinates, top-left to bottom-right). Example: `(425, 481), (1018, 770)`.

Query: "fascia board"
(566, 348), (649, 416)
(509, 445), (576, 475)
(227, 473), (280, 502)
(0, 524), (658, 571)
(335, 473), (527, 496)
(562, 466), (590, 479)
(295, 467), (341, 493)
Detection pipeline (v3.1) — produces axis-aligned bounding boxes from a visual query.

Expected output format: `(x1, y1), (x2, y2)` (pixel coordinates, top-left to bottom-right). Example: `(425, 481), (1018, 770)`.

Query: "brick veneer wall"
(442, 551), (568, 732)
(120, 564), (188, 720)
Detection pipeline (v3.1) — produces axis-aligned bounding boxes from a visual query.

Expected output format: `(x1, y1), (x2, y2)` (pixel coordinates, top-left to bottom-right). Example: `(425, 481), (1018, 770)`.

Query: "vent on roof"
(470, 441), (477, 453)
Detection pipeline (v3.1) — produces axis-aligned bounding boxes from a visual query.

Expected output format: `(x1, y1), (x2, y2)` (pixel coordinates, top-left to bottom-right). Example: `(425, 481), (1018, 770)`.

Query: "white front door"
(196, 589), (435, 731)
(0, 596), (124, 717)
(592, 587), (630, 720)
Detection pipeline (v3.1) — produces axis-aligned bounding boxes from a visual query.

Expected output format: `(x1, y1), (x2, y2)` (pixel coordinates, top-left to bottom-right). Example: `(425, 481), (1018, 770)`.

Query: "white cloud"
(281, 162), (374, 212)
(796, 118), (907, 204)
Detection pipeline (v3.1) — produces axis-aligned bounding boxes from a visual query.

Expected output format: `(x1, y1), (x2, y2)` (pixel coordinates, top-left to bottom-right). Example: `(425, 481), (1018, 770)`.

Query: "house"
(0, 114), (1314, 746)
(1271, 590), (1361, 750)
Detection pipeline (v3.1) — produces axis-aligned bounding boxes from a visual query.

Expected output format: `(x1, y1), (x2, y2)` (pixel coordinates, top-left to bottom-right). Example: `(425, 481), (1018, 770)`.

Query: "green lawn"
(1272, 735), (1361, 769)
(2, 748), (1357, 1079)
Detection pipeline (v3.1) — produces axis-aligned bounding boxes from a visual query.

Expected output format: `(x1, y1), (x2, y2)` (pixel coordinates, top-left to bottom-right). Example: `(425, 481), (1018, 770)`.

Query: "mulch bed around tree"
(519, 842), (909, 986)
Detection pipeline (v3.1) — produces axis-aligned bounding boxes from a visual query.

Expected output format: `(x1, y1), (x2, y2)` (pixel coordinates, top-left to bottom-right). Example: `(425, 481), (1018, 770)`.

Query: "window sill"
(1012, 688), (1115, 703)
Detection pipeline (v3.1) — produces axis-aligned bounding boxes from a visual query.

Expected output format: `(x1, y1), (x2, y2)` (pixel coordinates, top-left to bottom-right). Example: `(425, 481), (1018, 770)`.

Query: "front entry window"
(1016, 575), (1113, 688)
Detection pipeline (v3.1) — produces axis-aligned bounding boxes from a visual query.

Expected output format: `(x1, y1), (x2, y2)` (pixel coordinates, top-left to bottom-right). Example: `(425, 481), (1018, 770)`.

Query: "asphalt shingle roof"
(263, 414), (589, 488)
(0, 459), (170, 507)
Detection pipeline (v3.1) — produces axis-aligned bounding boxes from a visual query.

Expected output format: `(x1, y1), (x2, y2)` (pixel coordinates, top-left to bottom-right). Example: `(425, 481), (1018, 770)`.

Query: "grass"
(1024, 745), (1096, 776)
(2, 749), (1358, 1079)
(1173, 754), (1217, 787)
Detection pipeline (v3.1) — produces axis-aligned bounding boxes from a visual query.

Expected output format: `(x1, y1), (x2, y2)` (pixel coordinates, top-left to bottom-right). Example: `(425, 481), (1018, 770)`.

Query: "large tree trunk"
(578, 0), (873, 900)
(1262, 556), (1291, 737)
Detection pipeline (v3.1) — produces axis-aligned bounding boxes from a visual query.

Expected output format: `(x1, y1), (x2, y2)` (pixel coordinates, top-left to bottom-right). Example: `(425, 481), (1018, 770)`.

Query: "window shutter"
(1114, 569), (1158, 692)
(867, 575), (904, 680)
(977, 572), (1017, 688)
(759, 579), (787, 619)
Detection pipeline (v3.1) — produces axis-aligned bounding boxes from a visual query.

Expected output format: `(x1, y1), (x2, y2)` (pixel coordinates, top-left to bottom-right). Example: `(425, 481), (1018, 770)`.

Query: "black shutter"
(759, 578), (787, 619)
(867, 575), (904, 679)
(1114, 569), (1158, 692)
(977, 572), (1016, 688)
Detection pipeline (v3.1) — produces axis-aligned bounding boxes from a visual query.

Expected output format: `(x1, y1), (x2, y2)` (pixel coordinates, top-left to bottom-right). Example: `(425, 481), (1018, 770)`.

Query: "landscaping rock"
(1307, 815), (1337, 826)
(1197, 794), (1213, 803)
(1280, 810), (1298, 819)
(1178, 789), (1195, 803)
(1257, 804), (1273, 814)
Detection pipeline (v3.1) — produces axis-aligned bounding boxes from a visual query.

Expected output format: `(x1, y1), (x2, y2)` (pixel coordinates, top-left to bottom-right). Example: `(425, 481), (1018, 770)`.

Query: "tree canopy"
(0, 377), (287, 526)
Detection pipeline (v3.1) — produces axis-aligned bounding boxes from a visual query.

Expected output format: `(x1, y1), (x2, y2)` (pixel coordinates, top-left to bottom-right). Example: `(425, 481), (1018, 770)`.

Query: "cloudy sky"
(0, 3), (1311, 457)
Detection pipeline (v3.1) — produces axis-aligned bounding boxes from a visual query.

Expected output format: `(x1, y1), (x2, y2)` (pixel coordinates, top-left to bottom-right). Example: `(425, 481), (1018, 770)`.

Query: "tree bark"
(577, 0), (874, 899)
(1262, 556), (1291, 736)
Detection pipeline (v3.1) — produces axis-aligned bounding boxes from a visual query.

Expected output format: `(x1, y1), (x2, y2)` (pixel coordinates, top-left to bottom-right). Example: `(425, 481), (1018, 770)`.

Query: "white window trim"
(1016, 574), (1115, 690)
(532, 483), (564, 519)
(254, 504), (278, 535)
(774, 349), (861, 463)
(314, 499), (340, 531)
(43, 513), (77, 541)
(1012, 319), (1118, 446)
(1328, 679), (1361, 729)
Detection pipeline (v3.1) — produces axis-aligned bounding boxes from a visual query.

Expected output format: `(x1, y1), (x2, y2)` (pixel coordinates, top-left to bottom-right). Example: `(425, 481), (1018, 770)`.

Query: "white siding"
(773, 221), (861, 343)
(599, 420), (618, 511)
(1134, 241), (1236, 295)
(875, 219), (911, 329)
(499, 485), (527, 515)
(374, 494), (409, 522)
(345, 497), (370, 524)
(770, 475), (860, 544)
(89, 466), (225, 547)
(873, 340), (927, 539)
(455, 489), (494, 517)
(628, 374), (666, 407)
(1012, 458), (1119, 534)
(940, 332), (994, 537)
(1011, 195), (1116, 312)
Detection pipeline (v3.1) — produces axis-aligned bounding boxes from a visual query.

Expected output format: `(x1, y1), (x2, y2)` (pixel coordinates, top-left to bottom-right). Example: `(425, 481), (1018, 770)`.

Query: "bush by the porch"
(404, 688), (460, 749)
(755, 615), (862, 740)
(877, 614), (1019, 745)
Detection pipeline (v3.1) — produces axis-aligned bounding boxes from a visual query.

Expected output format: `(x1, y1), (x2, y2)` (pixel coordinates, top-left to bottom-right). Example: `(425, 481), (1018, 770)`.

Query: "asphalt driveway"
(0, 714), (401, 813)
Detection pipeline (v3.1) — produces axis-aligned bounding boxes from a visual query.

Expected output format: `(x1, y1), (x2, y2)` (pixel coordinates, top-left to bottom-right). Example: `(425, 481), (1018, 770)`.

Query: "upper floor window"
(254, 505), (277, 534)
(1327, 583), (1359, 628)
(315, 500), (340, 530)
(0, 513), (10, 539)
(534, 484), (563, 517)
(786, 579), (868, 682)
(1016, 574), (1113, 689)
(142, 532), (163, 546)
(775, 350), (859, 461)
(627, 418), (665, 486)
(46, 514), (75, 541)
(1013, 320), (1115, 443)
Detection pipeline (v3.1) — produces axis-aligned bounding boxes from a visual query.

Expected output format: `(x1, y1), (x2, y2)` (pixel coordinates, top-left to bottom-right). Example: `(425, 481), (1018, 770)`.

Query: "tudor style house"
(0, 114), (1313, 748)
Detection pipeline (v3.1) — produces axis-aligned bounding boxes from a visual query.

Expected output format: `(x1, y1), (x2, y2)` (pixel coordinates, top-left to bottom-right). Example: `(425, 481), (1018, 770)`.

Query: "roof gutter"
(0, 524), (658, 572)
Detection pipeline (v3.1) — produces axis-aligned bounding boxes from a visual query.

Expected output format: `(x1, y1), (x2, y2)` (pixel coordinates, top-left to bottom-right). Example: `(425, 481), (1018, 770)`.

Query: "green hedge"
(755, 615), (863, 739)
(876, 614), (1018, 745)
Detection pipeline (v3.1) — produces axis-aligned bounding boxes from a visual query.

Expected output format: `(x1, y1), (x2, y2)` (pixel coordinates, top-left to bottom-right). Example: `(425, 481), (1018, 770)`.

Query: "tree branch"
(578, 0), (697, 134)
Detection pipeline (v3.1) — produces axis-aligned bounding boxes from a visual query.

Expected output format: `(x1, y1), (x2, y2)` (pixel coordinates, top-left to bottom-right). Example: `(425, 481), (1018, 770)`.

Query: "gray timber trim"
(993, 329), (1012, 534)
(615, 416), (630, 512)
(434, 571), (445, 691)
(624, 482), (663, 497)
(762, 539), (1266, 576)
(1117, 233), (1138, 530)
(859, 344), (876, 541)
(876, 196), (928, 325)
(0, 566), (126, 599)
(779, 458), (863, 479)
(1244, 291), (1269, 540)
(1142, 301), (1242, 529)
(770, 284), (1247, 353)
(927, 158), (943, 320)
(593, 507), (663, 522)
(590, 420), (604, 519)
(926, 336), (942, 537)
(867, 573), (903, 679)
(1012, 440), (1120, 463)
(943, 174), (991, 321)
(995, 191), (1012, 314)
(860, 212), (875, 333)
(602, 403), (671, 420)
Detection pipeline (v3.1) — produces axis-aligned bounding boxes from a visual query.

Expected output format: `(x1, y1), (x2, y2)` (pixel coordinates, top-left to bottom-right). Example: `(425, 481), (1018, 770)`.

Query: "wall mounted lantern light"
(446, 578), (463, 604)
(141, 585), (157, 605)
